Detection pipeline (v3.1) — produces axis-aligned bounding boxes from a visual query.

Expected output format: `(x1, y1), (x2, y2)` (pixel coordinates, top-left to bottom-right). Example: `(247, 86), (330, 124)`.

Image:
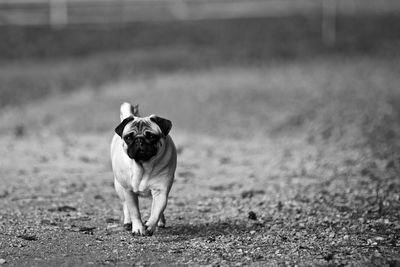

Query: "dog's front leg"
(145, 190), (168, 235)
(123, 190), (147, 236)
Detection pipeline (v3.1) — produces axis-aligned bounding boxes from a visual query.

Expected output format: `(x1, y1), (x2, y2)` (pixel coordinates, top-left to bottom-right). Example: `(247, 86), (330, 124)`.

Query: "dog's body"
(110, 103), (177, 236)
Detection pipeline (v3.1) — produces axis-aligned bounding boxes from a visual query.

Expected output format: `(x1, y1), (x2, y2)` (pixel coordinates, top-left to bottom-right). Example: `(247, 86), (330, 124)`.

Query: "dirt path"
(0, 63), (399, 266)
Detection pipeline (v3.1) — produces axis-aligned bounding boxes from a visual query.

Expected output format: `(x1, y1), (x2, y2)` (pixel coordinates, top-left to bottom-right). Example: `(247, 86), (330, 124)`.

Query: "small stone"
(94, 195), (104, 200)
(241, 190), (265, 199)
(14, 125), (25, 138)
(168, 249), (183, 254)
(248, 211), (257, 220)
(0, 259), (6, 264)
(79, 226), (96, 234)
(206, 236), (216, 243)
(277, 201), (283, 211)
(250, 230), (256, 235)
(323, 252), (334, 261)
(17, 234), (37, 241)
(0, 190), (9, 198)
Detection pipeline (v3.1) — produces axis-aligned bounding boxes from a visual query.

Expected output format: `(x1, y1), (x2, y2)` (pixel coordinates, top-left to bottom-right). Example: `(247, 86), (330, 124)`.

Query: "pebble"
(206, 236), (216, 243)
(248, 211), (257, 220)
(168, 249), (183, 254)
(0, 259), (6, 264)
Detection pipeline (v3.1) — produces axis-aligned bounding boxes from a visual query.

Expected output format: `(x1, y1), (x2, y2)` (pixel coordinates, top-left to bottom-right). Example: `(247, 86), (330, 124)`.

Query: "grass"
(0, 14), (399, 108)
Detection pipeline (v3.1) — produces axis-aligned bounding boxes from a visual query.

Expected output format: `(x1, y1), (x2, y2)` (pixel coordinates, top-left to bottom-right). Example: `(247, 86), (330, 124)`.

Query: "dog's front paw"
(131, 223), (148, 236)
(144, 223), (157, 236)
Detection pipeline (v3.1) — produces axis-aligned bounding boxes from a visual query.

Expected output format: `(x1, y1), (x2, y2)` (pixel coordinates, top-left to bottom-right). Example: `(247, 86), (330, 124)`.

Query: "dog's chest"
(128, 164), (153, 197)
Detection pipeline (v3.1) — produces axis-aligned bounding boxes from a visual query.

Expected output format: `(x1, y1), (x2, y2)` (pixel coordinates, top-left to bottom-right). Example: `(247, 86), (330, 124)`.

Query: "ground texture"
(0, 58), (400, 266)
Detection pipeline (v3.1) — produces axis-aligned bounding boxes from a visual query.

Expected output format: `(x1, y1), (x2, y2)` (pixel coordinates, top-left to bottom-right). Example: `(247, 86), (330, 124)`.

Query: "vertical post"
(120, 0), (125, 24)
(49, 0), (68, 28)
(322, 0), (337, 46)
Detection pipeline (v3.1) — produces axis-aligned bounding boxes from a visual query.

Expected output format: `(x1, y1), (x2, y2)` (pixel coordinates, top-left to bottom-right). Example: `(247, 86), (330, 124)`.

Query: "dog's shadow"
(158, 220), (255, 241)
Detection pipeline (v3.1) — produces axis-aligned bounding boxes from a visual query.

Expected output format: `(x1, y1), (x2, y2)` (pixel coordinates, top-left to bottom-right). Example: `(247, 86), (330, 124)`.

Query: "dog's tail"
(120, 102), (140, 121)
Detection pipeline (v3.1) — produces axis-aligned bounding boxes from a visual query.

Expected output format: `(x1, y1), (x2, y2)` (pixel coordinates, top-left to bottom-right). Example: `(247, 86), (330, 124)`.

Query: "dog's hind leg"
(114, 178), (132, 230)
(122, 202), (132, 230)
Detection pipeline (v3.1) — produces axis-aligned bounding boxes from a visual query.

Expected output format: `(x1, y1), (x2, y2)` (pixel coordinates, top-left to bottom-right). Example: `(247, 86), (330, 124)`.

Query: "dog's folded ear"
(150, 115), (172, 136)
(115, 116), (134, 137)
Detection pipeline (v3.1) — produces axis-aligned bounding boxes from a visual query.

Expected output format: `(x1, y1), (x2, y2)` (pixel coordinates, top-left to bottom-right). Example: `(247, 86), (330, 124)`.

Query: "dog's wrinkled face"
(115, 115), (172, 162)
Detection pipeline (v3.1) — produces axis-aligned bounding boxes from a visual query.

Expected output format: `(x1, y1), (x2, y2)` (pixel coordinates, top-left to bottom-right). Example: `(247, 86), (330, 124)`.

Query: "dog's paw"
(144, 223), (156, 236)
(132, 225), (153, 236)
(157, 220), (166, 228)
(144, 228), (154, 236)
(123, 223), (132, 231)
(131, 223), (148, 236)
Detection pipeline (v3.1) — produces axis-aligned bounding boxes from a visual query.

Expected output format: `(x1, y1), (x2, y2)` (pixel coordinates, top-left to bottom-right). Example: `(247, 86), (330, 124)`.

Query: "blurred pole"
(49, 0), (68, 28)
(322, 0), (337, 46)
(119, 0), (124, 24)
(170, 0), (189, 20)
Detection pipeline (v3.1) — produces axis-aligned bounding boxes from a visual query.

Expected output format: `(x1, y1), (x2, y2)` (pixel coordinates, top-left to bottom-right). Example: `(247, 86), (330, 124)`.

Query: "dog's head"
(115, 115), (172, 162)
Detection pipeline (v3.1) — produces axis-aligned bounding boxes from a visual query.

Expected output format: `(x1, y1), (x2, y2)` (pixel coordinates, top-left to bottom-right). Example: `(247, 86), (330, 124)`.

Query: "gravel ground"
(0, 60), (399, 266)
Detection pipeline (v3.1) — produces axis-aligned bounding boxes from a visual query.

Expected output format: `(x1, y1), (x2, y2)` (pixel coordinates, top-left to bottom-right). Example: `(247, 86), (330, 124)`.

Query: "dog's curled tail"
(120, 102), (140, 121)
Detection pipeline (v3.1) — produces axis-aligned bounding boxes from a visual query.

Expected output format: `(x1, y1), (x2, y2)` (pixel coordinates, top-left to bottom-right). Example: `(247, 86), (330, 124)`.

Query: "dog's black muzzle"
(127, 137), (158, 161)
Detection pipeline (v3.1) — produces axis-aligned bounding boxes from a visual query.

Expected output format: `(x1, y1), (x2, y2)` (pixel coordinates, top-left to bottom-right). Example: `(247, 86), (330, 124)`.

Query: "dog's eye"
(145, 132), (156, 139)
(124, 135), (133, 142)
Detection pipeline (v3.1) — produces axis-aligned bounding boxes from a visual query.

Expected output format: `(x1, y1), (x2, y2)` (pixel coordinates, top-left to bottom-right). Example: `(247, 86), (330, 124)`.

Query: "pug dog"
(110, 102), (177, 236)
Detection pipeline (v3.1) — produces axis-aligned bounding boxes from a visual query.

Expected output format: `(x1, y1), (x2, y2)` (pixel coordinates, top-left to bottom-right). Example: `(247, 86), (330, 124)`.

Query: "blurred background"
(0, 0), (399, 144)
(1, 0), (400, 141)
(0, 0), (400, 138)
(0, 1), (399, 102)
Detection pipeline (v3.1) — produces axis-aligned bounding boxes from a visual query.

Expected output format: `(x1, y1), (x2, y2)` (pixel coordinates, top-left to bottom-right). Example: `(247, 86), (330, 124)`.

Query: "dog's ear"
(150, 115), (172, 136)
(115, 116), (134, 137)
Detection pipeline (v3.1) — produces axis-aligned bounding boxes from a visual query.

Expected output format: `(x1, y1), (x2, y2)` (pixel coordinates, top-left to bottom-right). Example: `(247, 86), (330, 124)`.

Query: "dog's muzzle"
(127, 137), (158, 161)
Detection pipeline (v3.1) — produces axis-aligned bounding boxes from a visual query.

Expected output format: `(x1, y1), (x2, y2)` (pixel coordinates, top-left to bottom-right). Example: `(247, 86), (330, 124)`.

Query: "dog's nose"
(134, 138), (145, 149)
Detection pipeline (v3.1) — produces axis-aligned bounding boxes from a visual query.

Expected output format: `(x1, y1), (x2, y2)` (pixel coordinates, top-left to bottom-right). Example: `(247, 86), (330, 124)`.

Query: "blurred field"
(1, 14), (400, 108)
(0, 13), (400, 266)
